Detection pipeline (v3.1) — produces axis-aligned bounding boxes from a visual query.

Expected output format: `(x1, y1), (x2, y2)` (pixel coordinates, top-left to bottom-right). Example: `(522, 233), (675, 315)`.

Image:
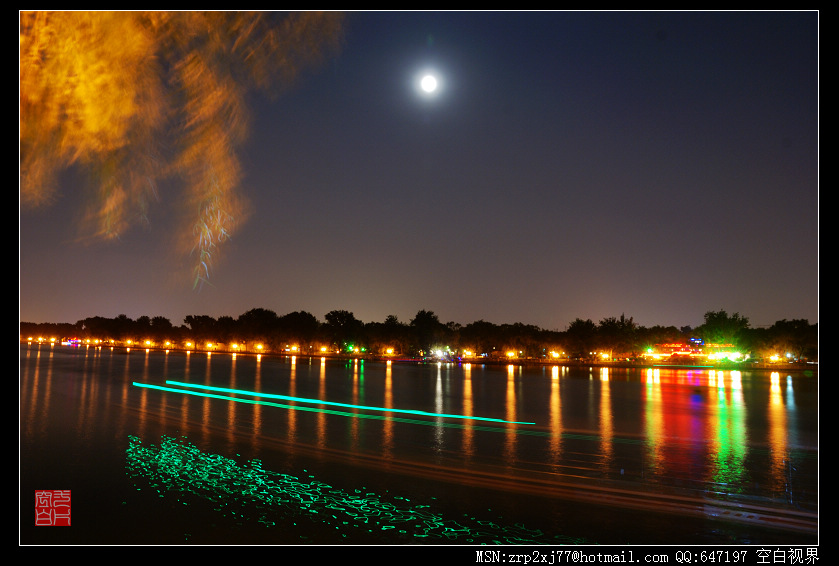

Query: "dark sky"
(19, 11), (818, 331)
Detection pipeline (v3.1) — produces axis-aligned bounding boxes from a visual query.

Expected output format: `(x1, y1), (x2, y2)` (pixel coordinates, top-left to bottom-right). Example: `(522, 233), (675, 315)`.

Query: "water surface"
(20, 344), (818, 544)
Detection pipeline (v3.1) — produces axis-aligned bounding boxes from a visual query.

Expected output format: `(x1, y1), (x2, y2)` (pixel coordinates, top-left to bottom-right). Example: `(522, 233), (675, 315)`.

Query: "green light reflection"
(125, 435), (587, 544)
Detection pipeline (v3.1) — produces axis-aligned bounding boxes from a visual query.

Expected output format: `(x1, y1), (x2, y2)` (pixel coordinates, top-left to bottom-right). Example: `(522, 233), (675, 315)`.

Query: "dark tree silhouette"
(324, 310), (363, 349)
(410, 310), (447, 354)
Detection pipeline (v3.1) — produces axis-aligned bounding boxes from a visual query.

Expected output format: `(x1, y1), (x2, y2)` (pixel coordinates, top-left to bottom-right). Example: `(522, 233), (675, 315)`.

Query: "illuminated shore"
(20, 339), (816, 374)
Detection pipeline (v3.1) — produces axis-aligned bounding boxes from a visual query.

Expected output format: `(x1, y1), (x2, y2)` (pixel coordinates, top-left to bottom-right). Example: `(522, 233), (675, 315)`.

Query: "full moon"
(420, 74), (438, 93)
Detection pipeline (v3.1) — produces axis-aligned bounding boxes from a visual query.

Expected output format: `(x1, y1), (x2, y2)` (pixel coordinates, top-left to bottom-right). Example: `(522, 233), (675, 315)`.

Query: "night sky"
(19, 11), (818, 331)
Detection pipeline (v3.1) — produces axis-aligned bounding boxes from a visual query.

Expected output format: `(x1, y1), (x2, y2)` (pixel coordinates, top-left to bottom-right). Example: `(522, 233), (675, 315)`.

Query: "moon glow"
(420, 74), (438, 93)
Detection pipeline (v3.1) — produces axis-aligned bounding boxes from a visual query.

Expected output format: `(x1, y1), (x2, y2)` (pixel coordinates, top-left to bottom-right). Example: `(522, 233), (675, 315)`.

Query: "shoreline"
(21, 341), (817, 374)
(382, 357), (818, 374)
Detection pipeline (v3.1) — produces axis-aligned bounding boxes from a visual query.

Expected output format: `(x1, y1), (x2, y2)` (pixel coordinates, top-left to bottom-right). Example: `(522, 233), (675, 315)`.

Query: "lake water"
(20, 343), (818, 545)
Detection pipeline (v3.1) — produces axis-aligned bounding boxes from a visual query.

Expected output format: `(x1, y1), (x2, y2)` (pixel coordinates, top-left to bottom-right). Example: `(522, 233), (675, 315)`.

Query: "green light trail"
(163, 379), (535, 424)
(132, 381), (535, 427)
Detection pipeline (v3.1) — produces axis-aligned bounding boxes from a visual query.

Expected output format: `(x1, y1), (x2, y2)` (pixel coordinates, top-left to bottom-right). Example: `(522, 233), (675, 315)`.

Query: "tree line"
(19, 308), (818, 361)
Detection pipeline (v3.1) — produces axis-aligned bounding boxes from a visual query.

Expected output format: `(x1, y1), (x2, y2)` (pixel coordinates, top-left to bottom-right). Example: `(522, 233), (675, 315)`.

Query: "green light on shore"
(132, 381), (536, 426)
